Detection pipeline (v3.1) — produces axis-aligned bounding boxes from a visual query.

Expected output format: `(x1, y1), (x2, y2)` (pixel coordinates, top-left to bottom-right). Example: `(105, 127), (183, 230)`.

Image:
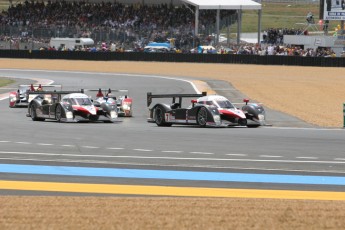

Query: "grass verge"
(227, 3), (339, 33)
(0, 78), (15, 87)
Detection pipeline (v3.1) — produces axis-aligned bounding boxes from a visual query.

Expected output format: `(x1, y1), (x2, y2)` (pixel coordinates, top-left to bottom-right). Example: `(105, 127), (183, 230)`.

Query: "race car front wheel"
(238, 118), (247, 126)
(197, 107), (208, 127)
(89, 115), (99, 122)
(155, 106), (171, 127)
(30, 104), (45, 121)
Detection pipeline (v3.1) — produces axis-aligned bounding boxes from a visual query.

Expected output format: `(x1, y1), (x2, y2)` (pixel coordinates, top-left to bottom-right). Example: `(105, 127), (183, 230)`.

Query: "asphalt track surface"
(0, 69), (345, 198)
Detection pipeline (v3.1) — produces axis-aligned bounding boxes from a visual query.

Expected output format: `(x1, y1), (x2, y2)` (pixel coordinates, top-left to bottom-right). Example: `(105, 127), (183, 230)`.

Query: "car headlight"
(214, 115), (221, 122)
(110, 111), (117, 118)
(66, 112), (73, 119)
(122, 104), (130, 110)
(10, 96), (16, 102)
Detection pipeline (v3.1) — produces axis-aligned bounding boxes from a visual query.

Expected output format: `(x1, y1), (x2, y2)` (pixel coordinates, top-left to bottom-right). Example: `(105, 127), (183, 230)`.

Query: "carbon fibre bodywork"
(147, 92), (266, 127)
(147, 92), (222, 127)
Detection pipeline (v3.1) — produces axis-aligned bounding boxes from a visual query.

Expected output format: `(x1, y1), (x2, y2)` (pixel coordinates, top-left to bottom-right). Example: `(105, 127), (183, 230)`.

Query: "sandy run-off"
(0, 58), (344, 127)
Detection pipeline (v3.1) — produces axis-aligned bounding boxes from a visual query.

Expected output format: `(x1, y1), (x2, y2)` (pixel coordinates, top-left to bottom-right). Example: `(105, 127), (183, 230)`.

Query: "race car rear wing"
(27, 90), (85, 101)
(84, 88), (129, 98)
(147, 92), (207, 107)
(20, 84), (62, 88)
(27, 90), (84, 95)
(4, 84), (63, 90)
(85, 89), (129, 93)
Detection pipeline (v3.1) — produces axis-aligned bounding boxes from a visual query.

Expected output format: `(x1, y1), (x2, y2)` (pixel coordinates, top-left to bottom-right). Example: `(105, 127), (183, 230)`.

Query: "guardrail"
(0, 50), (344, 67)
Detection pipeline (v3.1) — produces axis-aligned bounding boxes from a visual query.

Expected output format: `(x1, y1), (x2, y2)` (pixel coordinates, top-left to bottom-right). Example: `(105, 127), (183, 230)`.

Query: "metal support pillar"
(258, 9), (262, 44)
(195, 6), (199, 38)
(227, 16), (230, 47)
(216, 8), (220, 45)
(237, 9), (242, 45)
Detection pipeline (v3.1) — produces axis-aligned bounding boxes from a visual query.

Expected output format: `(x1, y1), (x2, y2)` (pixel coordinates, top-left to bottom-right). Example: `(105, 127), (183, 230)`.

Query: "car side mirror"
(243, 99), (249, 105)
(191, 99), (197, 107)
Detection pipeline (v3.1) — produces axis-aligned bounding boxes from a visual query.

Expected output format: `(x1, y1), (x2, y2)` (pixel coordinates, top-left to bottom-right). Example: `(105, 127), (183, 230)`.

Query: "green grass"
(229, 3), (339, 33)
(0, 78), (15, 87)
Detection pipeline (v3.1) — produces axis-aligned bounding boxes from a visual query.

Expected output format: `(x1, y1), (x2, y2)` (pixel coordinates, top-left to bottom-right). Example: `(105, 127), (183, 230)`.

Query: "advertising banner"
(324, 0), (345, 20)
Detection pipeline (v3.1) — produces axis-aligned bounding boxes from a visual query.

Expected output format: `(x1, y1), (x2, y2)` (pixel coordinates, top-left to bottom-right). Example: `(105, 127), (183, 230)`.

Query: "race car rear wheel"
(30, 104), (45, 121)
(197, 107), (208, 127)
(55, 104), (63, 122)
(155, 106), (171, 127)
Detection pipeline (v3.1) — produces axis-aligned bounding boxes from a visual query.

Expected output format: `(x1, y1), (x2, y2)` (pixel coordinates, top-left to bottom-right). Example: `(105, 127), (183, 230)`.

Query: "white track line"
(37, 143), (54, 146)
(1, 151), (345, 165)
(296, 157), (319, 160)
(226, 153), (247, 156)
(81, 146), (100, 149)
(189, 152), (214, 155)
(133, 149), (153, 152)
(260, 155), (283, 158)
(162, 151), (183, 153)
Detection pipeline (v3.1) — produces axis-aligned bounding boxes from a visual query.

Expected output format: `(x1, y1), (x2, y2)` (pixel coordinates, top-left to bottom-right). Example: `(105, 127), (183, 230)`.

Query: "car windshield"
(106, 98), (116, 104)
(19, 86), (29, 93)
(72, 97), (92, 106)
(216, 100), (234, 109)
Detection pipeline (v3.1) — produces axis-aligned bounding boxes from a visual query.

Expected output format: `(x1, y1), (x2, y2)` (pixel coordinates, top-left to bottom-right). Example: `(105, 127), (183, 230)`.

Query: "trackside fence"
(0, 50), (344, 67)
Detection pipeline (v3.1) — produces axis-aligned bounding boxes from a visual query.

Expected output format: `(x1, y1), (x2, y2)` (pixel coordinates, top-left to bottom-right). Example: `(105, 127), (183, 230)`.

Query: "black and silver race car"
(27, 90), (118, 122)
(147, 92), (266, 127)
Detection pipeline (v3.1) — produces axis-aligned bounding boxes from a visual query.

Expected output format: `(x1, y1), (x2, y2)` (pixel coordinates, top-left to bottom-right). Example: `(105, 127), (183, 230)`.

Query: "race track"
(1, 69), (345, 198)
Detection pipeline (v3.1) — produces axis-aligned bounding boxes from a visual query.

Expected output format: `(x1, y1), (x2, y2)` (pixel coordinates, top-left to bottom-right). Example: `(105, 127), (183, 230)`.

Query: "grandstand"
(0, 0), (255, 50)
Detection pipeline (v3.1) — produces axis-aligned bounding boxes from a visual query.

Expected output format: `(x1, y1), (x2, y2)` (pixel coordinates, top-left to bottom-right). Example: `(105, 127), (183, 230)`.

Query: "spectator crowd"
(0, 1), (339, 57)
(262, 28), (306, 44)
(0, 0), (235, 50)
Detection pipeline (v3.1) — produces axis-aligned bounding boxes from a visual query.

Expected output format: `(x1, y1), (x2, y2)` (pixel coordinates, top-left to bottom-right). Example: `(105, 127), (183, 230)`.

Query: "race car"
(147, 92), (266, 128)
(9, 84), (61, 108)
(196, 95), (266, 127)
(87, 88), (133, 117)
(27, 90), (118, 123)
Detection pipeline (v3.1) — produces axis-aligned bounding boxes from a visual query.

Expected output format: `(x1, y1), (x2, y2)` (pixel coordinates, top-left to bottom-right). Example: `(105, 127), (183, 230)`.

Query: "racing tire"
(30, 104), (45, 121)
(55, 104), (63, 122)
(155, 106), (172, 127)
(238, 118), (247, 126)
(247, 124), (260, 128)
(197, 107), (208, 127)
(89, 115), (99, 122)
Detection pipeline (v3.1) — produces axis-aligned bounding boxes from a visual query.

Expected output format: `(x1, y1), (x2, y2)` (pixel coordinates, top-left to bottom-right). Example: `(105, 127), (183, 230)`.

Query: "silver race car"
(87, 88), (133, 117)
(9, 84), (62, 108)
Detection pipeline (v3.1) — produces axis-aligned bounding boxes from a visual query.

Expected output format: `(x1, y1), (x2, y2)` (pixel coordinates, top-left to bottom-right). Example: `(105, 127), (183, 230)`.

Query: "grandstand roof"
(181, 0), (261, 10)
